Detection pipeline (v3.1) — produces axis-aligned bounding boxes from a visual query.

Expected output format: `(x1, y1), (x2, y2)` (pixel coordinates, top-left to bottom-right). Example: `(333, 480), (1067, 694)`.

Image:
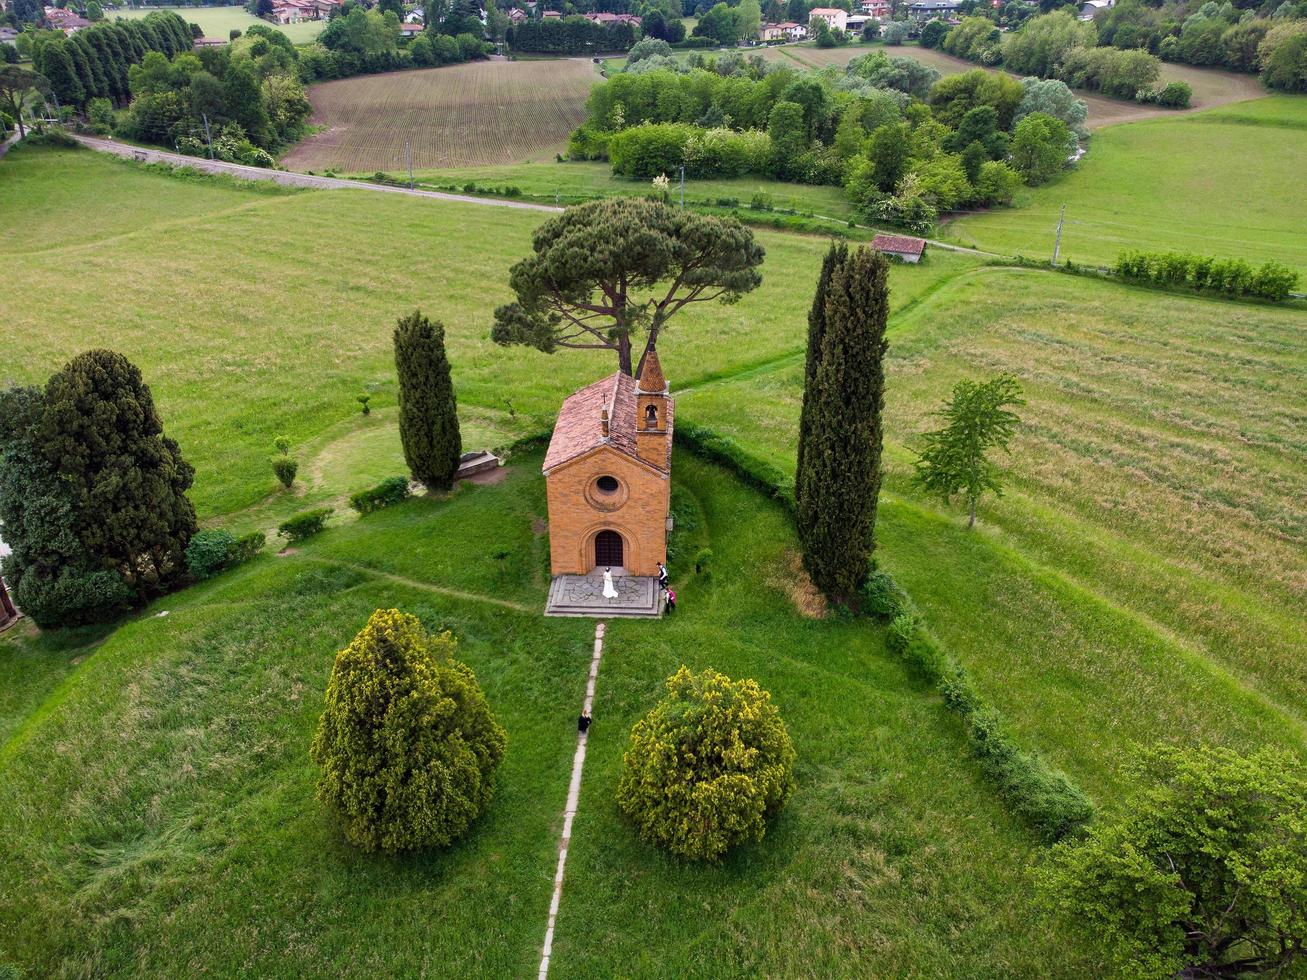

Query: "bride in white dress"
(602, 567), (619, 599)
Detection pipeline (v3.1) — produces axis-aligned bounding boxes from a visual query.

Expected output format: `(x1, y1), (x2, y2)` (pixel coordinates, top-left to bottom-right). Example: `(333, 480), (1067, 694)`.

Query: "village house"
(807, 6), (848, 30)
(506, 7), (528, 24)
(583, 11), (641, 25)
(907, 0), (959, 19)
(542, 9), (561, 18)
(193, 35), (227, 47)
(860, 0), (891, 17)
(759, 20), (805, 40)
(1079, 0), (1113, 19)
(399, 21), (424, 35)
(543, 350), (673, 581)
(44, 6), (91, 32)
(269, 0), (339, 25)
(871, 233), (927, 263)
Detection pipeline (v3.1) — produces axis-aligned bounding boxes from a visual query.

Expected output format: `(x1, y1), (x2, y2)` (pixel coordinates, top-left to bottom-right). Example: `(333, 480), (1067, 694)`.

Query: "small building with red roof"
(871, 233), (927, 263)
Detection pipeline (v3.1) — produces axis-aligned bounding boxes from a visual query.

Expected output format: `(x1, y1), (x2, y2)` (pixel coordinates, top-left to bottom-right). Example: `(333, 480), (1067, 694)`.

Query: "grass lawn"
(113, 4), (327, 43)
(402, 158), (858, 219)
(0, 452), (1098, 976)
(942, 96), (1307, 276)
(3, 139), (1306, 975)
(0, 143), (973, 519)
(678, 265), (1307, 799)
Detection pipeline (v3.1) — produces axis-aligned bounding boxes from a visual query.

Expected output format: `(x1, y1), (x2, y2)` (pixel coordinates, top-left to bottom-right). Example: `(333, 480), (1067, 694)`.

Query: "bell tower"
(635, 347), (670, 469)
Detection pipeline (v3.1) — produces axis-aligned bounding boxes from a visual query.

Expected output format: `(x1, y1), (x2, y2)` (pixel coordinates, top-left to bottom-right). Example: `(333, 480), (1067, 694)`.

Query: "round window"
(596, 475), (620, 494)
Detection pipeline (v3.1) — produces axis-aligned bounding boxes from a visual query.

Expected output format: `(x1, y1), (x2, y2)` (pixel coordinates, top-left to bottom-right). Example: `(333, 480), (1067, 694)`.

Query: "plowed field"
(282, 59), (598, 172)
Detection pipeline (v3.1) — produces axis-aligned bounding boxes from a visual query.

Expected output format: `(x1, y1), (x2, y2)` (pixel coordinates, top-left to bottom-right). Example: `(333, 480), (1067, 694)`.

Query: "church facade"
(542, 350), (673, 578)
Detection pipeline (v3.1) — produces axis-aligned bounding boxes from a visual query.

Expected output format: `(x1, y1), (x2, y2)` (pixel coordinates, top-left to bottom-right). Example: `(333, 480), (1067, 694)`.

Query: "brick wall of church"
(545, 447), (669, 577)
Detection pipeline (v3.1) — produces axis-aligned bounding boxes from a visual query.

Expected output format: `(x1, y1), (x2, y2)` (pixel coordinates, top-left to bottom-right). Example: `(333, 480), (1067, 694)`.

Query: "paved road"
(70, 134), (565, 213)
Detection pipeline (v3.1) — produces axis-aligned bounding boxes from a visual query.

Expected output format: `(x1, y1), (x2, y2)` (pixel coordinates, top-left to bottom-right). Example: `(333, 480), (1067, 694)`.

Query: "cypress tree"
(36, 350), (197, 602)
(35, 39), (85, 108)
(71, 32), (108, 101)
(795, 246), (890, 599)
(394, 310), (462, 491)
(795, 239), (846, 533)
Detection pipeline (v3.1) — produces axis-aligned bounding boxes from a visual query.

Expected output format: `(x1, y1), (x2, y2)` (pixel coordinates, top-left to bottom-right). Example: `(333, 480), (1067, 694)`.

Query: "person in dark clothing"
(664, 587), (676, 613)
(578, 711), (592, 734)
(656, 562), (669, 590)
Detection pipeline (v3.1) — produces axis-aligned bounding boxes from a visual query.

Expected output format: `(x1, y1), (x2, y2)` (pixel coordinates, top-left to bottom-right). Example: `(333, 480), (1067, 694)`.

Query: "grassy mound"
(2, 453), (1091, 976)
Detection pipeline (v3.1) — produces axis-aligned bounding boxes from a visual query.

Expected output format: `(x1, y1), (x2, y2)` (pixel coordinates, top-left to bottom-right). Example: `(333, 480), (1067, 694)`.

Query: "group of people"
(599, 562), (677, 612)
(657, 562), (676, 613)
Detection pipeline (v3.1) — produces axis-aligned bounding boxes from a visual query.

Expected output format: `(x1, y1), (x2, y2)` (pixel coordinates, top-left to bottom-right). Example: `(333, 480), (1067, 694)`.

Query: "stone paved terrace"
(544, 569), (663, 618)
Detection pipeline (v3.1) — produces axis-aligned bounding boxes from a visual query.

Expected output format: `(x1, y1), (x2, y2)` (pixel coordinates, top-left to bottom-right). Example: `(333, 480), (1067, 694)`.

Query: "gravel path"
(539, 621), (606, 980)
(71, 134), (564, 213)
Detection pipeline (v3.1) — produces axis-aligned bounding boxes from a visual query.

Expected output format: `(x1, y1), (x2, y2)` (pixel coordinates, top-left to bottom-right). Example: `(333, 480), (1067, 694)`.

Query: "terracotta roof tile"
(871, 233), (926, 256)
(543, 372), (641, 472)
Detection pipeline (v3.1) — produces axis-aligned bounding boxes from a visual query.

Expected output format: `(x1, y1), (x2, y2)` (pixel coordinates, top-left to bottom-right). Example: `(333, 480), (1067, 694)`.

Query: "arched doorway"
(594, 530), (624, 568)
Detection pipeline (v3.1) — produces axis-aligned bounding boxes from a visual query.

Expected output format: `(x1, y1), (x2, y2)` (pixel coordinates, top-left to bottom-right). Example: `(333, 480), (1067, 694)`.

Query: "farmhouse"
(542, 350), (673, 586)
(871, 233), (927, 263)
(807, 6), (848, 30)
(193, 36), (227, 47)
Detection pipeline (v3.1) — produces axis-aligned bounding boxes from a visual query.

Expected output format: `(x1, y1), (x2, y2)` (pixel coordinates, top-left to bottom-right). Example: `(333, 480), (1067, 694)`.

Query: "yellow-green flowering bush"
(617, 666), (795, 861)
(311, 609), (507, 853)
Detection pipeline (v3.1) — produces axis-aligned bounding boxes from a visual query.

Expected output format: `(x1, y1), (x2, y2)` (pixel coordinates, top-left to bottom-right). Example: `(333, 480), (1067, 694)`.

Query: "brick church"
(542, 349), (673, 578)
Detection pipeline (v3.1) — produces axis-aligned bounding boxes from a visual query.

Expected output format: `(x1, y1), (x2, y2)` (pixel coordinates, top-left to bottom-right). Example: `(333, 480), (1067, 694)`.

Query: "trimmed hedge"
(186, 528), (266, 579)
(1115, 249), (1299, 301)
(186, 529), (236, 579)
(885, 605), (1094, 841)
(278, 508), (333, 544)
(349, 476), (411, 515)
(675, 420), (1094, 842)
(674, 421), (795, 509)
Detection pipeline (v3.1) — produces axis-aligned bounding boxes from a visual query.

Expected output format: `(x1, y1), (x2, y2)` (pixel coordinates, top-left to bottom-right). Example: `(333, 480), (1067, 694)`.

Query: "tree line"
(570, 48), (1088, 233)
(505, 16), (639, 53)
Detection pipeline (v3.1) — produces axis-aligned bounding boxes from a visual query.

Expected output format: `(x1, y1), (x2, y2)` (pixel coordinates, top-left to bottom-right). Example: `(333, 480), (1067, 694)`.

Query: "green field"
(0, 450), (1105, 976)
(943, 96), (1307, 275)
(114, 4), (327, 43)
(2, 142), (1305, 975)
(404, 159), (858, 219)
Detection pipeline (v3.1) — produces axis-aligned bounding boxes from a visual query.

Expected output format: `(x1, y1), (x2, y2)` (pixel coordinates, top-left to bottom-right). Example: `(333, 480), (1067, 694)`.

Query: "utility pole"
(202, 112), (214, 160)
(1051, 203), (1066, 265)
(405, 140), (413, 189)
(679, 164), (684, 209)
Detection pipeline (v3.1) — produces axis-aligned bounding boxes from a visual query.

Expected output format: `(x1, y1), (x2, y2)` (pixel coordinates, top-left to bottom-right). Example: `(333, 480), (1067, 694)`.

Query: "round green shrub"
(311, 609), (508, 853)
(617, 666), (795, 861)
(185, 528), (235, 579)
(271, 456), (298, 489)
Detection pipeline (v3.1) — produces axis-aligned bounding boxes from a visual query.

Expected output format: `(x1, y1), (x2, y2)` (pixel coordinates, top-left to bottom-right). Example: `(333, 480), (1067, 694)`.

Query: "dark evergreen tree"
(794, 246), (890, 598)
(394, 310), (462, 491)
(0, 386), (132, 628)
(71, 32), (108, 101)
(795, 239), (846, 525)
(34, 39), (84, 107)
(36, 350), (197, 603)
